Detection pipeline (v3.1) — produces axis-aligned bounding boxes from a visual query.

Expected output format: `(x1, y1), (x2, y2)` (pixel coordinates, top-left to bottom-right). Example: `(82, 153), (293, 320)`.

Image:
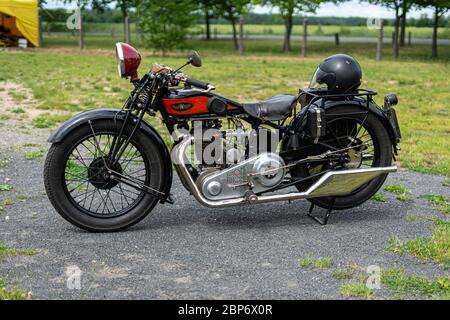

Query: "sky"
(47, 1), (436, 19)
(255, 2), (435, 19)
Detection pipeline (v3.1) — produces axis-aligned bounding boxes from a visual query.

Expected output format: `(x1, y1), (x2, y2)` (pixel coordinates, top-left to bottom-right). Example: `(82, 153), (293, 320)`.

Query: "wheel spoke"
(63, 132), (149, 218)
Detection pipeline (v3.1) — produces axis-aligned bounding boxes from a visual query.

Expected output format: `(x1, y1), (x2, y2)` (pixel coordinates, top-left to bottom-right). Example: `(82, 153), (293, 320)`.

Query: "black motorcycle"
(43, 43), (401, 232)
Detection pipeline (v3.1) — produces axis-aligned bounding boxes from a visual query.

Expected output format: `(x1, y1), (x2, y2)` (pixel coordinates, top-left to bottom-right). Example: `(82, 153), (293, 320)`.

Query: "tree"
(399, 1), (413, 46)
(215, 0), (252, 51)
(258, 0), (321, 52)
(199, 0), (220, 40)
(366, 0), (402, 58)
(138, 0), (199, 55)
(93, 0), (137, 44)
(415, 0), (450, 58)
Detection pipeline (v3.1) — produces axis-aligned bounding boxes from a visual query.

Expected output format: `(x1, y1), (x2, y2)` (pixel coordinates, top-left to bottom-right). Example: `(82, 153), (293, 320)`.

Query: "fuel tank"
(163, 88), (240, 116)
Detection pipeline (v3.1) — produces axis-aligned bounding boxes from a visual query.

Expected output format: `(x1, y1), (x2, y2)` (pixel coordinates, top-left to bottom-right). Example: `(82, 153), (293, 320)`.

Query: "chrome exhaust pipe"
(172, 136), (397, 208)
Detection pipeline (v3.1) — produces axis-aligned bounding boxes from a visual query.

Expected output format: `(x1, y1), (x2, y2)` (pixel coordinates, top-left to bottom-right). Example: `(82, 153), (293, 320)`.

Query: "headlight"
(115, 42), (141, 81)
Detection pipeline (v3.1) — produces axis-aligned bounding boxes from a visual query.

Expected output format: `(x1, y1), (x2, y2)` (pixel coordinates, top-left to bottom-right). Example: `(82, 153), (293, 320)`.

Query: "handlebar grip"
(186, 78), (209, 90)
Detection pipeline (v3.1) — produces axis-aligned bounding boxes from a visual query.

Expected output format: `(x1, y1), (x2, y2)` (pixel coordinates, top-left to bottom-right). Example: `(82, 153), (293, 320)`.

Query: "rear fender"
(48, 108), (173, 203)
(283, 98), (399, 157)
(322, 98), (399, 148)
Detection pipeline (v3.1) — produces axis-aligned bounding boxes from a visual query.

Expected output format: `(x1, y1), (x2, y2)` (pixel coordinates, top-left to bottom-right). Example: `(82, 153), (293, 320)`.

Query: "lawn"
(202, 24), (450, 39)
(0, 39), (449, 176)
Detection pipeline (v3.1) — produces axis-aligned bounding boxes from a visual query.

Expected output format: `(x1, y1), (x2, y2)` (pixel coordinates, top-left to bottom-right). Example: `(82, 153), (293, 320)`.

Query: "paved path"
(0, 131), (448, 299)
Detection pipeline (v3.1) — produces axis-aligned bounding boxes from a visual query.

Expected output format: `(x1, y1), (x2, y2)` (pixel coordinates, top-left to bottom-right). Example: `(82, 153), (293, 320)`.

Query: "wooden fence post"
(238, 15), (244, 56)
(302, 18), (308, 57)
(38, 7), (43, 47)
(78, 10), (84, 50)
(335, 33), (340, 46)
(124, 15), (130, 44)
(376, 19), (384, 61)
(408, 31), (412, 46)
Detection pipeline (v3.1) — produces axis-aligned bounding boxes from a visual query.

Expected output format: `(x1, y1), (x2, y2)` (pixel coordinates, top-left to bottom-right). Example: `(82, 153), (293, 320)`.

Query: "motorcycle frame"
(100, 75), (398, 202)
(47, 67), (399, 208)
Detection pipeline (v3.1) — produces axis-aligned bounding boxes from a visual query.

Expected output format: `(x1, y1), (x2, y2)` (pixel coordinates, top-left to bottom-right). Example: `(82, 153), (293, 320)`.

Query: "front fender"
(48, 108), (173, 203)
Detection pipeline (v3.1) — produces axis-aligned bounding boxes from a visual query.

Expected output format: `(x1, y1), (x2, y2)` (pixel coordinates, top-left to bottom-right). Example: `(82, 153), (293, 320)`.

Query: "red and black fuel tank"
(162, 88), (241, 116)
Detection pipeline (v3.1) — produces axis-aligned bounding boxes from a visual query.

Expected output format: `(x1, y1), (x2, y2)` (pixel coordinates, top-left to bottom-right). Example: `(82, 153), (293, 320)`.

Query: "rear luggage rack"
(298, 88), (378, 110)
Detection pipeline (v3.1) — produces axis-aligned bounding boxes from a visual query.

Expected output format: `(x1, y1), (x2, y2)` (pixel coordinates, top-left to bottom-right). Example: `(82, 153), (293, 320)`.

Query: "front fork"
(88, 80), (174, 204)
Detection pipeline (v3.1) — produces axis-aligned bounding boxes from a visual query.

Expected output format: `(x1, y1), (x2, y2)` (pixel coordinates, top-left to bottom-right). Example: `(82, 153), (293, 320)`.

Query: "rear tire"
(290, 106), (393, 210)
(44, 119), (165, 232)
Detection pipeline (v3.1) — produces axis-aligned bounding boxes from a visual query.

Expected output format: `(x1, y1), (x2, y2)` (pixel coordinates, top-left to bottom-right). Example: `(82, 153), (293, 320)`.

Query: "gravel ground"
(0, 86), (448, 299)
(0, 135), (448, 299)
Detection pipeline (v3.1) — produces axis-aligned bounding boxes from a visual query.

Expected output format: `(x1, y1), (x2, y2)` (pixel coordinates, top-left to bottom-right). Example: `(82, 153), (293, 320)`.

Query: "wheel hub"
(88, 157), (122, 190)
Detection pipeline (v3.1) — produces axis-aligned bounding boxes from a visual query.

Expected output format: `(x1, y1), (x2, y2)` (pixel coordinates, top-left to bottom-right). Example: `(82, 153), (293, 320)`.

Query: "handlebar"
(151, 67), (214, 91)
(185, 78), (210, 90)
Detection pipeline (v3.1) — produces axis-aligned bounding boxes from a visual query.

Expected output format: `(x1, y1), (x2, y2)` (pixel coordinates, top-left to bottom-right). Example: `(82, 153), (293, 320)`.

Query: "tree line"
(40, 0), (450, 58)
(41, 7), (450, 28)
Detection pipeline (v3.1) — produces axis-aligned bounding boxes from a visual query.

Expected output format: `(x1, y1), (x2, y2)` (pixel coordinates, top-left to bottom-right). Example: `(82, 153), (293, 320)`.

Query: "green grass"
(420, 194), (449, 206)
(0, 278), (30, 300)
(420, 194), (450, 215)
(387, 222), (450, 267)
(340, 281), (373, 299)
(0, 160), (9, 167)
(0, 184), (13, 191)
(0, 197), (13, 212)
(384, 184), (413, 195)
(11, 107), (26, 114)
(333, 268), (354, 280)
(406, 215), (420, 222)
(65, 160), (88, 180)
(45, 23), (450, 39)
(32, 114), (70, 129)
(443, 179), (450, 187)
(382, 268), (450, 299)
(24, 150), (44, 161)
(1, 39), (449, 175)
(204, 24), (450, 39)
(0, 244), (35, 260)
(10, 92), (27, 102)
(396, 194), (413, 202)
(384, 184), (414, 201)
(371, 192), (387, 202)
(299, 257), (333, 269)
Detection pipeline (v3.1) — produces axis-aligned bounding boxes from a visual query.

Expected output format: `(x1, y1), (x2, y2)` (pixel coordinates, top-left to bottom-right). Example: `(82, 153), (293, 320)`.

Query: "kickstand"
(307, 198), (336, 226)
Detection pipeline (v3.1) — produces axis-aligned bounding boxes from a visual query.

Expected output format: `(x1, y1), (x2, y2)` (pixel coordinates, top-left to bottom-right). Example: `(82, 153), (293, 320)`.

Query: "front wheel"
(44, 119), (166, 232)
(290, 106), (393, 210)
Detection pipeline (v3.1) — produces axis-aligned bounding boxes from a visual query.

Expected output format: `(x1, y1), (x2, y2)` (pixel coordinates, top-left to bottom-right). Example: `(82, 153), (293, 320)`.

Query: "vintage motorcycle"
(43, 43), (401, 232)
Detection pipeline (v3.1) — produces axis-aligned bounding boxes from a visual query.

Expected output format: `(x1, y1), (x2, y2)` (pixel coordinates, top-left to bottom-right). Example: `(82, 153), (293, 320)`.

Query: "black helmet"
(309, 54), (362, 94)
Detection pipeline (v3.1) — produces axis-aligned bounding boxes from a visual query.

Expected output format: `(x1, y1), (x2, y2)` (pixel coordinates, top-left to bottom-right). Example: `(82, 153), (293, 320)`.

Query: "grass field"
(0, 39), (449, 176)
(43, 23), (450, 39)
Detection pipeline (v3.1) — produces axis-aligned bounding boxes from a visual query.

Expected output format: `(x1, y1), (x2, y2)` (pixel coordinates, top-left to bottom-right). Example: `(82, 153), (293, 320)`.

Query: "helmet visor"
(309, 67), (328, 90)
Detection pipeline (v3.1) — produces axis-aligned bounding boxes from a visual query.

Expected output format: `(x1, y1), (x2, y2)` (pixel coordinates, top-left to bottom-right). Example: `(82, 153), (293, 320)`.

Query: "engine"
(196, 152), (285, 201)
(182, 118), (286, 201)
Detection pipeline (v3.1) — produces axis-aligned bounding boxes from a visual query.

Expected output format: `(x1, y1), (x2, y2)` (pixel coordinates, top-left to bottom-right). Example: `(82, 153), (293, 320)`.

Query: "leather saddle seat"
(242, 94), (298, 121)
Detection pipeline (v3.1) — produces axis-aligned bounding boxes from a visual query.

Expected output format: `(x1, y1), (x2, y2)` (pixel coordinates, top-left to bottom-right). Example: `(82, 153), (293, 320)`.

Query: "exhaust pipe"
(172, 136), (397, 208)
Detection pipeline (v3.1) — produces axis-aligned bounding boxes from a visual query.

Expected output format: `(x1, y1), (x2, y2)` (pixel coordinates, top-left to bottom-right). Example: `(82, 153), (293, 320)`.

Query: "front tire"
(44, 119), (165, 232)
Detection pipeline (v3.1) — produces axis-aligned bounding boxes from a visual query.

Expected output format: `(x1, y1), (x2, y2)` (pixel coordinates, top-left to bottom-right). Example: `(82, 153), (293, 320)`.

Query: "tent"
(0, 0), (38, 47)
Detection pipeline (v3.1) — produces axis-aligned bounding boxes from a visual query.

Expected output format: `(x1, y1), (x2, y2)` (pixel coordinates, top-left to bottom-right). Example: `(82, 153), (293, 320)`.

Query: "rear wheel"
(44, 119), (165, 232)
(290, 106), (393, 210)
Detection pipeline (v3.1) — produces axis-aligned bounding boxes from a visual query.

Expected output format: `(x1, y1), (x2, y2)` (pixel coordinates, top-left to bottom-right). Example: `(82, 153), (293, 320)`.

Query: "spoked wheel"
(44, 119), (165, 232)
(290, 106), (393, 210)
